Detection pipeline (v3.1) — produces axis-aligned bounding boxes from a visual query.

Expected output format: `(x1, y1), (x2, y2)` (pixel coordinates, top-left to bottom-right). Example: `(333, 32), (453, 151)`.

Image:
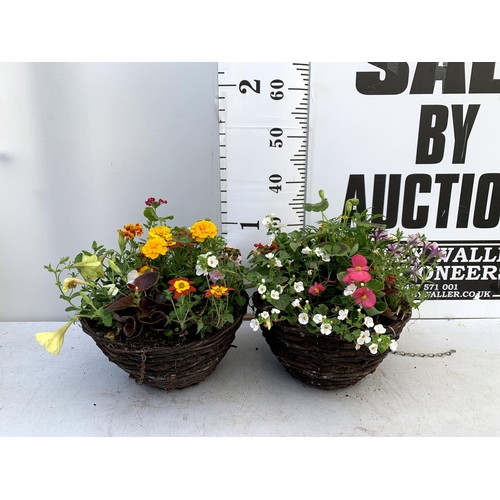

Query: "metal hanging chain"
(385, 325), (456, 358)
(391, 349), (456, 358)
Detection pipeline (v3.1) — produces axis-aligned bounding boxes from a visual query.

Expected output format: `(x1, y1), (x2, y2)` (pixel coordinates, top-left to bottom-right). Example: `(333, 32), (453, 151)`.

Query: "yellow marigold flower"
(62, 277), (89, 293)
(117, 223), (143, 239)
(148, 225), (174, 245)
(36, 321), (73, 355)
(190, 220), (218, 242)
(141, 238), (168, 259)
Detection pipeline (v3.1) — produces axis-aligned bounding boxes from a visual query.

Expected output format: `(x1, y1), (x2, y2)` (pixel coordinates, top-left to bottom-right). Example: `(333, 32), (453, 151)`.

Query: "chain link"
(391, 349), (456, 358)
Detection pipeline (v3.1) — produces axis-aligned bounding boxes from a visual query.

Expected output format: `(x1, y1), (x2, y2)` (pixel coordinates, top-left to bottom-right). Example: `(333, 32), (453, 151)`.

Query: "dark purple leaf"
(139, 311), (166, 326)
(128, 271), (160, 292)
(104, 294), (135, 312)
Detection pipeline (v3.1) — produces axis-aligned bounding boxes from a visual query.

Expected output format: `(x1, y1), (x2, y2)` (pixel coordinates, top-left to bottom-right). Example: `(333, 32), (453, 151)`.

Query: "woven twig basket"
(80, 293), (248, 391)
(252, 292), (410, 390)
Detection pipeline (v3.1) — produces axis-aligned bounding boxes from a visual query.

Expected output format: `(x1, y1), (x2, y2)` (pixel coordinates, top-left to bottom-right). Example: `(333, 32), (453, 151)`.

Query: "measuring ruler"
(217, 62), (311, 257)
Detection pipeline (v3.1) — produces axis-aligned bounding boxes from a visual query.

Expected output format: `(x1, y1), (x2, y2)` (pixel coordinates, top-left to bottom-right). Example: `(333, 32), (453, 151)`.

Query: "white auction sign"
(307, 62), (500, 318)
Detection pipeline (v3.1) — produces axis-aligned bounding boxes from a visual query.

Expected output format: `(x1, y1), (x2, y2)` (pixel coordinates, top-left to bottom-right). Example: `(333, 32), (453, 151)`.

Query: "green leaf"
(316, 303), (329, 316)
(97, 308), (114, 327)
(271, 293), (293, 311)
(143, 206), (159, 222)
(320, 242), (350, 256)
(304, 323), (318, 333)
(235, 294), (247, 307)
(367, 279), (384, 291)
(364, 301), (387, 316)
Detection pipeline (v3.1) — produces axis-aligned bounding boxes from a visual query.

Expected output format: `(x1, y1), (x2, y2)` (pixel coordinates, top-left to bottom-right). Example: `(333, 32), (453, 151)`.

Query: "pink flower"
(352, 287), (376, 308)
(308, 282), (326, 296)
(344, 254), (372, 283)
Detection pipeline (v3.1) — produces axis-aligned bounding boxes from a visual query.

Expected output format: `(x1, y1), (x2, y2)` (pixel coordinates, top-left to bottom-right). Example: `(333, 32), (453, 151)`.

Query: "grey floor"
(1, 316), (499, 437)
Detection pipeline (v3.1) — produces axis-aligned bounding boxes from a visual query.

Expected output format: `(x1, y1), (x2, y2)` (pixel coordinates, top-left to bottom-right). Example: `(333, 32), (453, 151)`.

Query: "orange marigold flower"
(141, 238), (168, 259)
(205, 284), (233, 298)
(118, 223), (143, 239)
(168, 278), (196, 299)
(190, 220), (218, 242)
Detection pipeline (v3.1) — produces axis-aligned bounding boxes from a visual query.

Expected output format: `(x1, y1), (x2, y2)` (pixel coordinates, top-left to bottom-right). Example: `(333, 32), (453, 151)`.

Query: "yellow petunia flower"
(61, 277), (89, 293)
(36, 321), (73, 355)
(73, 254), (105, 281)
(190, 220), (218, 242)
(141, 238), (168, 260)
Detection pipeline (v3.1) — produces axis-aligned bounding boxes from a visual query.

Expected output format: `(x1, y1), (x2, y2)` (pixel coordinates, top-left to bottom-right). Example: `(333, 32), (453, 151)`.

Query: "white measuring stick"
(217, 62), (311, 260)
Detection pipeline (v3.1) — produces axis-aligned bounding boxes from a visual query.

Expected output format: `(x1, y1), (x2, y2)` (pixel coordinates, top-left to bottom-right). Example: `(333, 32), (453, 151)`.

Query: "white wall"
(0, 62), (220, 321)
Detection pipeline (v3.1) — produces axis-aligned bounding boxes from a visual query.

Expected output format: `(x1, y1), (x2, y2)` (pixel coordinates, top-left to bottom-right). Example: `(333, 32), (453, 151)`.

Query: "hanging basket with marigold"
(36, 197), (249, 390)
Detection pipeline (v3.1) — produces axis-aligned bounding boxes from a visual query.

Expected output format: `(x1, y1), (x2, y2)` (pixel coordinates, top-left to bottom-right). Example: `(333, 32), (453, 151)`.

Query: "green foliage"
(45, 197), (248, 345)
(248, 191), (445, 355)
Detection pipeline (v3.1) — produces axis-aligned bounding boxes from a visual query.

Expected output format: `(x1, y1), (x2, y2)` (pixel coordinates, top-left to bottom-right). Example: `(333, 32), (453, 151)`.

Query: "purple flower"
(387, 243), (402, 255)
(406, 234), (422, 246)
(422, 241), (442, 261)
(372, 227), (390, 242)
(209, 269), (225, 283)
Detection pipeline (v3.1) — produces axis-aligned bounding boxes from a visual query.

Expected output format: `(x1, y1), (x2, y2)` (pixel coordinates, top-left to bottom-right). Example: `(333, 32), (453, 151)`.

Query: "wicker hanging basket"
(252, 292), (410, 390)
(80, 292), (248, 391)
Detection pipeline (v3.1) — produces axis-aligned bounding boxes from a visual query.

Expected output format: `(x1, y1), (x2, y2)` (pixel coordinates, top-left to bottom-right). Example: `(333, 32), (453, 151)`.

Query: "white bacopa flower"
(195, 264), (208, 276)
(265, 252), (274, 259)
(291, 299), (301, 308)
(364, 317), (374, 328)
(103, 283), (119, 296)
(294, 281), (304, 293)
(307, 269), (313, 275)
(390, 340), (398, 351)
(249, 318), (260, 331)
(357, 330), (371, 345)
(374, 324), (386, 334)
(298, 312), (309, 325)
(344, 283), (357, 296)
(369, 343), (379, 354)
(338, 309), (349, 321)
(313, 314), (323, 324)
(314, 247), (323, 257)
(355, 343), (361, 350)
(260, 311), (270, 320)
(207, 255), (219, 268)
(262, 216), (273, 228)
(258, 284), (267, 294)
(274, 259), (282, 267)
(270, 290), (280, 300)
(271, 308), (280, 315)
(320, 323), (332, 335)
(301, 246), (312, 255)
(321, 254), (331, 262)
